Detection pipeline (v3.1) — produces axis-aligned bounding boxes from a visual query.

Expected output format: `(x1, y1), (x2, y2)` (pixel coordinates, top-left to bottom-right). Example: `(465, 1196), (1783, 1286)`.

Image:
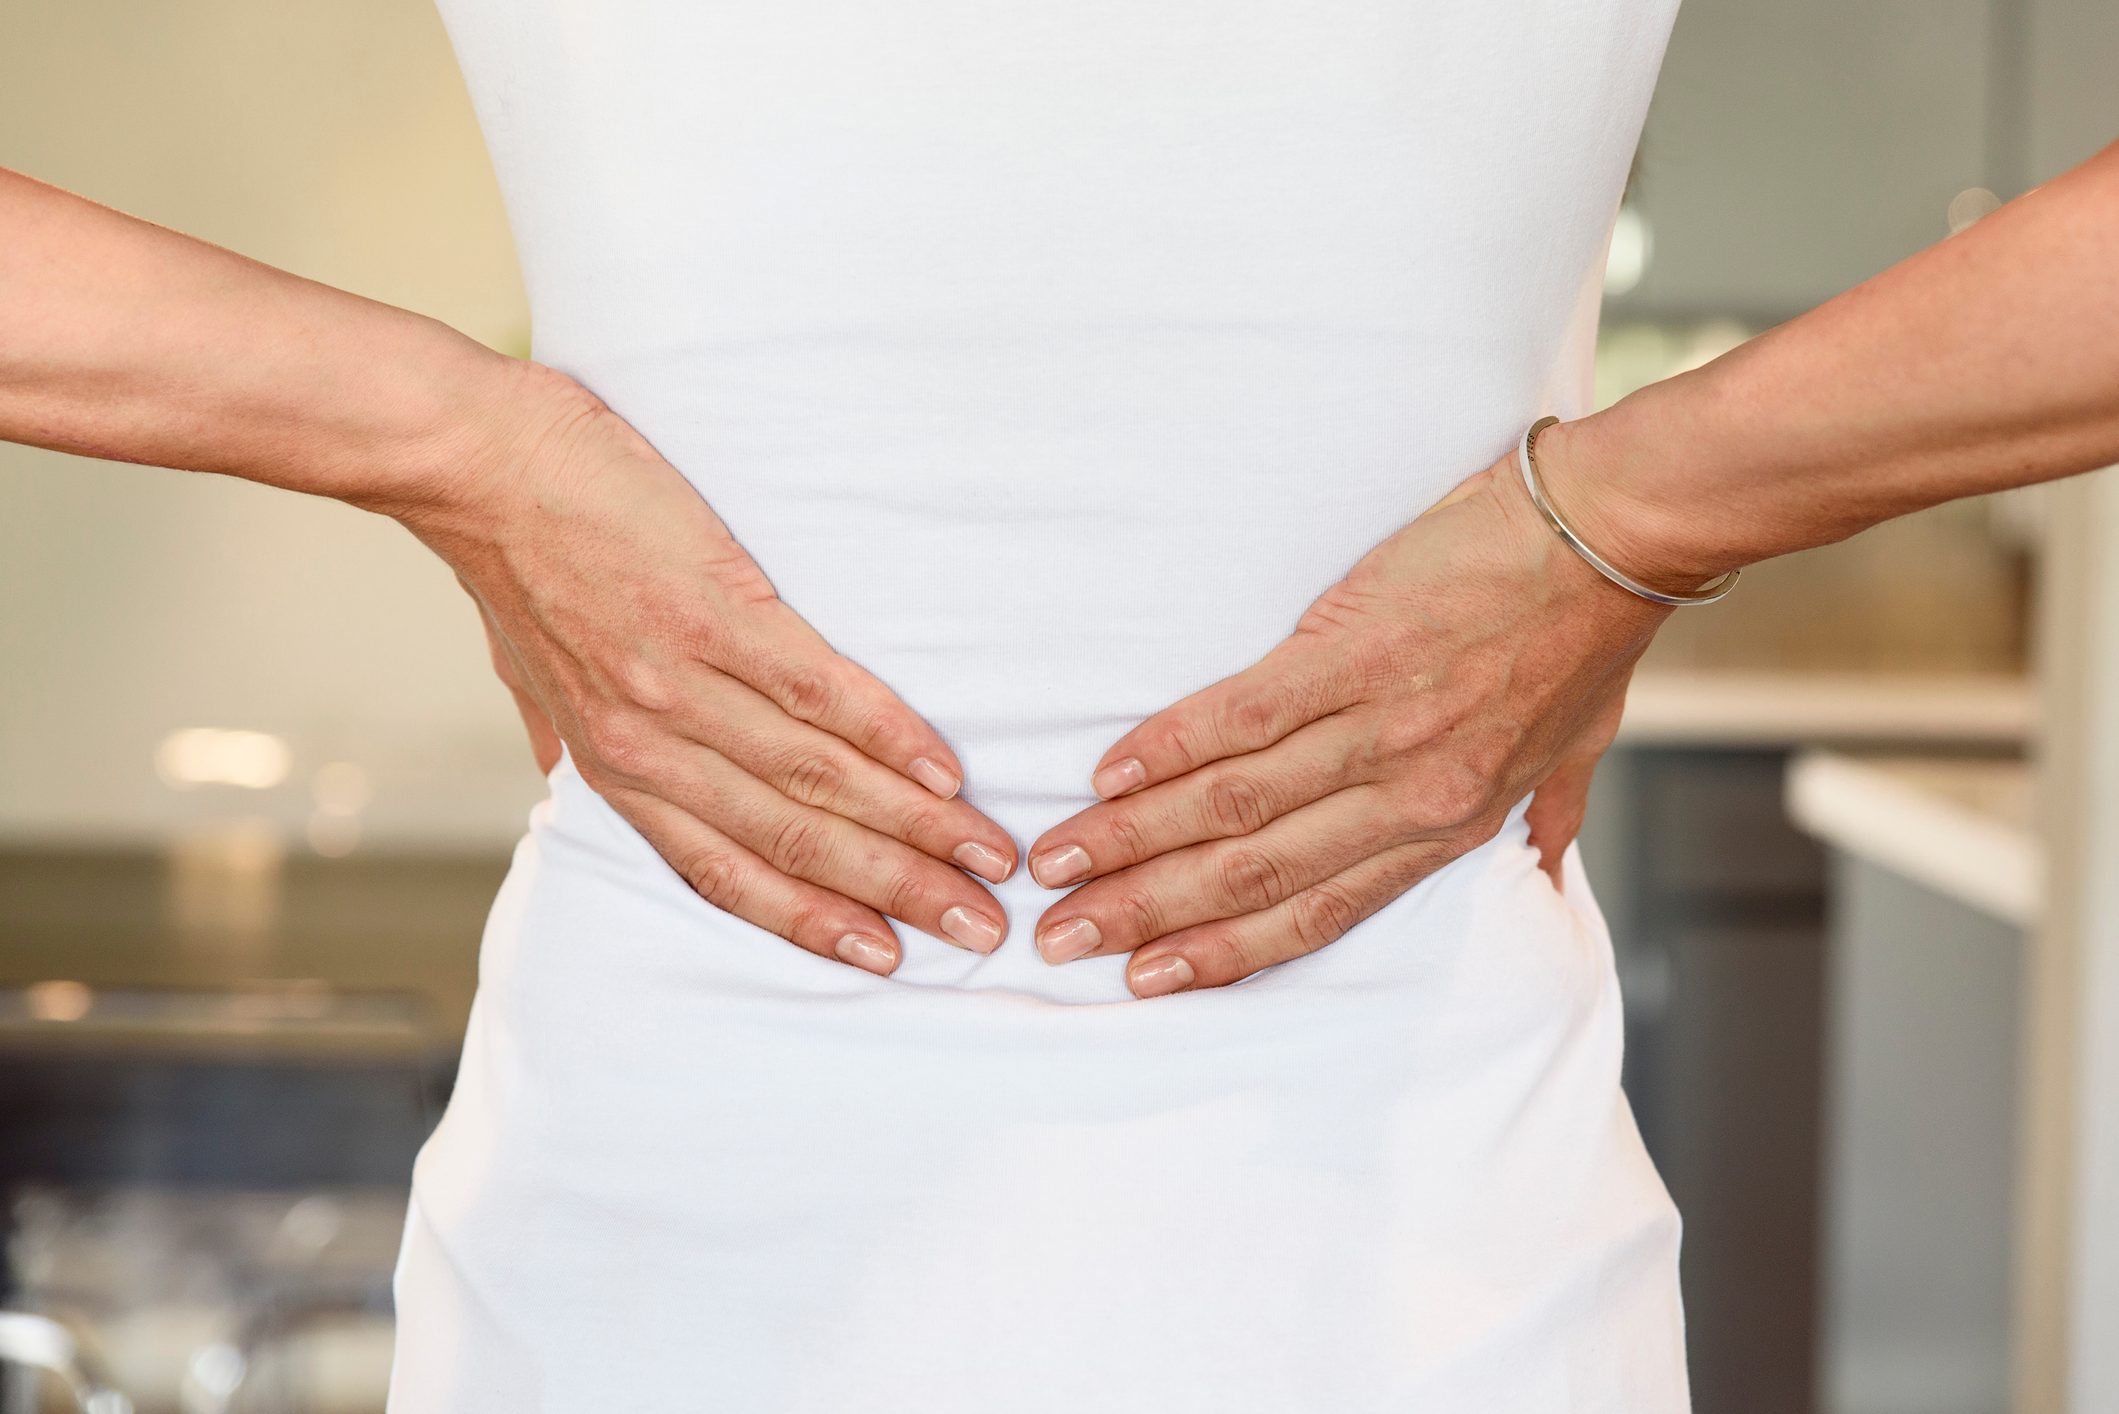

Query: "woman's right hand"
(401, 362), (1015, 977)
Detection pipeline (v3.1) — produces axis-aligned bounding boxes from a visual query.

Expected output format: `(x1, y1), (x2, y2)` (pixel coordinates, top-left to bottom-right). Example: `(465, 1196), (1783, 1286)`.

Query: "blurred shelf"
(1784, 750), (2039, 927)
(0, 983), (433, 1061)
(1620, 670), (2034, 749)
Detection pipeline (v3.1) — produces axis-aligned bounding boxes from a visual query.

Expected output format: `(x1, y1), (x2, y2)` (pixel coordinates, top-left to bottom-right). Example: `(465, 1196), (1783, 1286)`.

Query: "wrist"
(363, 342), (602, 545)
(1535, 391), (1745, 598)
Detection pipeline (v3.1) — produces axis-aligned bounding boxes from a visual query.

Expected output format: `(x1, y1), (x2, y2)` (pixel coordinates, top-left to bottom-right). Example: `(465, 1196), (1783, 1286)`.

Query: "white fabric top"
(437, 0), (1671, 1008)
(391, 5), (1692, 1409)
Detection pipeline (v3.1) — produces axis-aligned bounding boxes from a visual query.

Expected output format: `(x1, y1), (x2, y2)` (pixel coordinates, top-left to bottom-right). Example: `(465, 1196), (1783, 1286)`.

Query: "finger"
(1031, 785), (1401, 964)
(632, 744), (1009, 955)
(745, 605), (972, 800)
(1123, 836), (1462, 997)
(1027, 713), (1367, 888)
(676, 674), (1017, 884)
(612, 790), (902, 976)
(1086, 636), (1358, 800)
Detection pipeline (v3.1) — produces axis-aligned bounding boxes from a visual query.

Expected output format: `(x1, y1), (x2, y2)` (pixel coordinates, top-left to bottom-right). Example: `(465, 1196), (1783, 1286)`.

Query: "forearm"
(0, 165), (533, 518)
(1550, 138), (2119, 589)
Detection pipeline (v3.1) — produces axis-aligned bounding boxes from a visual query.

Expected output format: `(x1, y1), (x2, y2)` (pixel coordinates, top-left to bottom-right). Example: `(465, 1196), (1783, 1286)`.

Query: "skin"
(0, 166), (1017, 977)
(5, 134), (2116, 998)
(1022, 467), (1657, 992)
(1030, 136), (2119, 998)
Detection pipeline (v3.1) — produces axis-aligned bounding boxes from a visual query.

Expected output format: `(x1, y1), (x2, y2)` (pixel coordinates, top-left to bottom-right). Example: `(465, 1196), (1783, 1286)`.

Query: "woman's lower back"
(391, 751), (1686, 1409)
(390, 0), (1692, 1405)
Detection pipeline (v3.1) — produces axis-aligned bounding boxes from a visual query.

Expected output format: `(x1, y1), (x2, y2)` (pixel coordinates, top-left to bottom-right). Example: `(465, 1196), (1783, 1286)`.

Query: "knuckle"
(1216, 845), (1291, 913)
(840, 696), (901, 751)
(780, 749), (850, 807)
(1415, 765), (1491, 832)
(613, 658), (677, 714)
(674, 608), (727, 661)
(766, 813), (833, 879)
(875, 863), (930, 920)
(780, 897), (841, 948)
(578, 705), (648, 776)
(1227, 691), (1282, 742)
(777, 662), (839, 722)
(1372, 709), (1435, 764)
(1203, 769), (1274, 836)
(1459, 722), (1519, 786)
(1110, 885), (1164, 944)
(1149, 715), (1205, 768)
(1289, 881), (1361, 954)
(1191, 927), (1276, 986)
(897, 802), (951, 848)
(673, 843), (742, 908)
(1099, 808), (1153, 866)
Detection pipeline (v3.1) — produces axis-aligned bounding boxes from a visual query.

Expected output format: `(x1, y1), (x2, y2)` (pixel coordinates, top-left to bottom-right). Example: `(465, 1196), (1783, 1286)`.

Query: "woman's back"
(437, 0), (1672, 1001)
(390, 3), (1692, 1408)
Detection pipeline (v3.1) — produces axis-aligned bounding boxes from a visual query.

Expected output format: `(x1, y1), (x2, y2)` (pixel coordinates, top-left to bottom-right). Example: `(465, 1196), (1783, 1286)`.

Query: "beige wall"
(0, 0), (538, 846)
(1, 0), (2111, 853)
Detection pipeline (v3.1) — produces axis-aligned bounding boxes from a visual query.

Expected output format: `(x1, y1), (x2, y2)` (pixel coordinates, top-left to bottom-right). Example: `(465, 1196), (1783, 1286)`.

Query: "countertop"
(1784, 750), (2040, 927)
(1621, 669), (2033, 748)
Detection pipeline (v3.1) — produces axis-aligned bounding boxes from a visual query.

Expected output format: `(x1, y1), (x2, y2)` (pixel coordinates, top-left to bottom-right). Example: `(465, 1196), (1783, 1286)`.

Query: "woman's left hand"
(1026, 440), (1672, 998)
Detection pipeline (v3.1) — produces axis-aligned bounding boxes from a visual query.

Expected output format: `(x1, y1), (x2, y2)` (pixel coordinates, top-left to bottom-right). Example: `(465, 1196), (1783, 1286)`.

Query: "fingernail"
(1129, 954), (1195, 998)
(908, 756), (961, 799)
(940, 905), (1003, 954)
(1092, 757), (1145, 800)
(834, 932), (899, 975)
(1036, 917), (1101, 964)
(952, 840), (1014, 884)
(1029, 843), (1091, 888)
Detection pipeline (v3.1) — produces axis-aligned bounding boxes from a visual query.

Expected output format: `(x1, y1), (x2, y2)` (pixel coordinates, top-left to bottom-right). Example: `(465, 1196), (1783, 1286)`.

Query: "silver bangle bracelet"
(1517, 415), (1741, 608)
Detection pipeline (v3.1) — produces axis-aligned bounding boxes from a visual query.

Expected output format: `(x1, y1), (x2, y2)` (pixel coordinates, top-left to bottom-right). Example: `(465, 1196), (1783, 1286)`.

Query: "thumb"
(1525, 682), (1631, 892)
(502, 675), (566, 777)
(1526, 752), (1598, 892)
(472, 599), (566, 777)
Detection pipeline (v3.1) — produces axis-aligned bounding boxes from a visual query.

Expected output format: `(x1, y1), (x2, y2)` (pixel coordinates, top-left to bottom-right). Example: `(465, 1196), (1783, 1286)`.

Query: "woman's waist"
(561, 322), (1525, 540)
(513, 757), (1589, 1014)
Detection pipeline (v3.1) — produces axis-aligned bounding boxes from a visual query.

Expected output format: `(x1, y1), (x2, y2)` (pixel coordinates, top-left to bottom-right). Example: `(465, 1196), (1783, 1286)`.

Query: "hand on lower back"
(1027, 444), (1664, 998)
(410, 363), (1015, 976)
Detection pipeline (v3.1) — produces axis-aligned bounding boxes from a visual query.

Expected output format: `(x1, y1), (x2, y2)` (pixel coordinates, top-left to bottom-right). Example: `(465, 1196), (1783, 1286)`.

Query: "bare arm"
(1549, 138), (2119, 588)
(0, 165), (510, 514)
(1030, 137), (2119, 998)
(0, 167), (1019, 975)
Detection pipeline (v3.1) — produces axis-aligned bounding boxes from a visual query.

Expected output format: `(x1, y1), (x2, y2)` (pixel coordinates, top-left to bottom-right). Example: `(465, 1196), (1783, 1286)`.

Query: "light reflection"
(155, 728), (292, 790)
(311, 761), (372, 815)
(1604, 205), (1652, 297)
(24, 980), (93, 1023)
(1670, 319), (1751, 376)
(307, 810), (362, 858)
(1947, 186), (2001, 236)
(167, 819), (286, 947)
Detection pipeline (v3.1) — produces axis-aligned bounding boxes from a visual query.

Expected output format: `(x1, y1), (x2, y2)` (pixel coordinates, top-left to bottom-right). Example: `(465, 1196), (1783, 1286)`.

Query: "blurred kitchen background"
(3, 1), (2117, 1411)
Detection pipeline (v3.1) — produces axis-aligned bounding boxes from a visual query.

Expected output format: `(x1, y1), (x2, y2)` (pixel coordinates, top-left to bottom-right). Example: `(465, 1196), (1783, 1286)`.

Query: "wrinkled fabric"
(392, 3), (1690, 1408)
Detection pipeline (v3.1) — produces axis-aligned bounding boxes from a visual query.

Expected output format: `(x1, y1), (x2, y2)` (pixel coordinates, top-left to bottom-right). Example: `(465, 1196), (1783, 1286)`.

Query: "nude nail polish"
(940, 905), (1003, 954)
(1129, 954), (1195, 998)
(1029, 843), (1091, 888)
(953, 840), (1013, 883)
(908, 756), (961, 799)
(834, 933), (898, 975)
(1092, 757), (1145, 799)
(1036, 917), (1101, 964)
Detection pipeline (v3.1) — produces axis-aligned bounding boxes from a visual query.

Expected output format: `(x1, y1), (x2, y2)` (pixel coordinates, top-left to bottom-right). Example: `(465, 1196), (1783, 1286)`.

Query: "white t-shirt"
(390, 3), (1691, 1408)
